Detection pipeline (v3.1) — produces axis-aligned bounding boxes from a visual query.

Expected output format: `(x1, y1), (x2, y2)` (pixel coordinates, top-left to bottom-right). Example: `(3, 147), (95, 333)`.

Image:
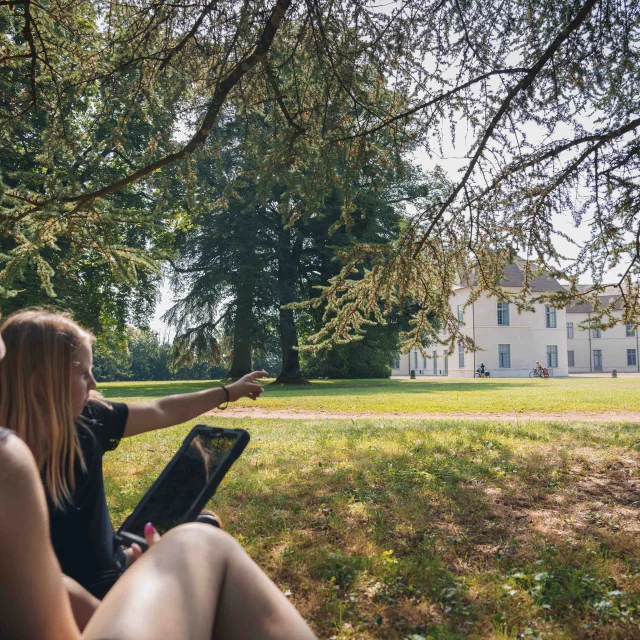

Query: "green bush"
(301, 324), (397, 378)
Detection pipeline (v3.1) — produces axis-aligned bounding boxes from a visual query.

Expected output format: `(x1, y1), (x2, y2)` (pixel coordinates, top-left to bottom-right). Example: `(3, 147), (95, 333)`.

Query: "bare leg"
(82, 523), (316, 640)
(62, 576), (100, 631)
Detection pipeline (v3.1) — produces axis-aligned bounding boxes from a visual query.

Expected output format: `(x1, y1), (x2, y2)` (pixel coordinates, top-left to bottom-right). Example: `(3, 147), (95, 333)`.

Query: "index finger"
(250, 370), (269, 379)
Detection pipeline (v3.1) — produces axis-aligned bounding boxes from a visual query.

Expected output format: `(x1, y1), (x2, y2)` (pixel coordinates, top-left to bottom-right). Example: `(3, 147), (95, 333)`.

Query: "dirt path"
(206, 406), (640, 422)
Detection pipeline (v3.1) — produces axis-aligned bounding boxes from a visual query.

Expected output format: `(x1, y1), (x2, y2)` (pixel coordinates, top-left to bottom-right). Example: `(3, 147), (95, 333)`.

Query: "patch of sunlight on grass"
(99, 376), (640, 415)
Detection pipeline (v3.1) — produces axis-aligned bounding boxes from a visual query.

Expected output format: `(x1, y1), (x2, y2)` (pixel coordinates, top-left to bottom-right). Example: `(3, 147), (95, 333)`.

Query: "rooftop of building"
(566, 294), (623, 313)
(458, 261), (627, 312)
(458, 259), (566, 292)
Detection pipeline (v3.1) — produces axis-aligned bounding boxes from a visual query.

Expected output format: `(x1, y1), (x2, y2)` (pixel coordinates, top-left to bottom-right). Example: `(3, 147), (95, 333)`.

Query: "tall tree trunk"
(274, 228), (307, 384)
(226, 267), (254, 379)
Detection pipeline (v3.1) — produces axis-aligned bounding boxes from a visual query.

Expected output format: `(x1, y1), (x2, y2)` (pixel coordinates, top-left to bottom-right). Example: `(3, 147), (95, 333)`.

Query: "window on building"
(627, 324), (636, 337)
(497, 302), (510, 326)
(567, 323), (574, 339)
(457, 304), (464, 327)
(423, 356), (427, 369)
(432, 350), (437, 375)
(547, 345), (558, 368)
(394, 356), (400, 369)
(414, 350), (418, 369)
(592, 328), (601, 339)
(545, 306), (557, 328)
(498, 344), (511, 368)
(568, 350), (575, 367)
(458, 345), (465, 368)
(628, 349), (637, 366)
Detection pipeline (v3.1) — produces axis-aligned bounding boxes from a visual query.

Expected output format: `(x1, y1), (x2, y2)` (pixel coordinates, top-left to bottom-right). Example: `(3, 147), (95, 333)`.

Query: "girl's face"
(71, 341), (97, 417)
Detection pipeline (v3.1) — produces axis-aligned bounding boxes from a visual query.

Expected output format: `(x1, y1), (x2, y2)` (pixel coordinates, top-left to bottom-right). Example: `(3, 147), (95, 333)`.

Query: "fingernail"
(144, 522), (155, 535)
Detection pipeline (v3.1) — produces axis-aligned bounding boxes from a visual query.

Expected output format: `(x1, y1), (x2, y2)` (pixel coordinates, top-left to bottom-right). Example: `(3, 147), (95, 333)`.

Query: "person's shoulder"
(82, 398), (127, 420)
(80, 399), (129, 450)
(0, 432), (41, 509)
(82, 398), (109, 415)
(0, 430), (33, 473)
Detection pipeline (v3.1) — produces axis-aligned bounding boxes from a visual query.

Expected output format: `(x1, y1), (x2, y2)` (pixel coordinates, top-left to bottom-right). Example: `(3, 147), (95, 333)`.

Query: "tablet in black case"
(116, 425), (249, 548)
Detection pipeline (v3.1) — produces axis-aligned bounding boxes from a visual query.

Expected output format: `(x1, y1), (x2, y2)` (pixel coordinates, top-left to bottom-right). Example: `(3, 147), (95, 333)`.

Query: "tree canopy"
(2, 0), (639, 352)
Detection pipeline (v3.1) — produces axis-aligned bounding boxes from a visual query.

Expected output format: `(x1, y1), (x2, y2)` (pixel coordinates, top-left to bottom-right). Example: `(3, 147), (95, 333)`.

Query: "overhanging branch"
(158, 0), (219, 72)
(334, 67), (529, 142)
(14, 0), (293, 210)
(412, 0), (601, 258)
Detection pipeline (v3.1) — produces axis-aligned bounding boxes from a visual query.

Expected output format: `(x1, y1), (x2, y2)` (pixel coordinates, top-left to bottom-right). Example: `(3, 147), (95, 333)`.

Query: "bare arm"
(0, 434), (80, 640)
(123, 371), (268, 438)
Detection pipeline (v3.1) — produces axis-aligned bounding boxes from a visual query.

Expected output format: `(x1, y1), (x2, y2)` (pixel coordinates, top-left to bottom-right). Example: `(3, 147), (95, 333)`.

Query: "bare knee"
(160, 522), (241, 558)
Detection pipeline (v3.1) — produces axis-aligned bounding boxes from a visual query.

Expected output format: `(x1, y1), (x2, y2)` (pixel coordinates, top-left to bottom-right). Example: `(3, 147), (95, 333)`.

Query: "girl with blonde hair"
(0, 308), (268, 599)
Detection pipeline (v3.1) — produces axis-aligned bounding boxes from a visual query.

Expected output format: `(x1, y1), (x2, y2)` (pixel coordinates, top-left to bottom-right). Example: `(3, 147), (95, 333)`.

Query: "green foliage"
(0, 244), (158, 339)
(0, 4), (163, 333)
(295, 164), (439, 373)
(164, 116), (280, 376)
(301, 323), (398, 379)
(92, 333), (133, 383)
(164, 92), (423, 378)
(92, 327), (226, 382)
(128, 328), (172, 381)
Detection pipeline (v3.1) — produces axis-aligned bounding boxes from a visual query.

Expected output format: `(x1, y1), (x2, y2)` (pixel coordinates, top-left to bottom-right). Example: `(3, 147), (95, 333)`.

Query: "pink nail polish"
(144, 522), (155, 535)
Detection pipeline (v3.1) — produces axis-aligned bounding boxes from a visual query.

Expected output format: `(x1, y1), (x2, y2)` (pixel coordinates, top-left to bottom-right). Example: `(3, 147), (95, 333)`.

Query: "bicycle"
(529, 368), (549, 379)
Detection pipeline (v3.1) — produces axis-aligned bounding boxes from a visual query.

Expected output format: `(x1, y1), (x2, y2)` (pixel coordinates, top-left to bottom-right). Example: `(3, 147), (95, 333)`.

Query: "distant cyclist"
(531, 361), (550, 378)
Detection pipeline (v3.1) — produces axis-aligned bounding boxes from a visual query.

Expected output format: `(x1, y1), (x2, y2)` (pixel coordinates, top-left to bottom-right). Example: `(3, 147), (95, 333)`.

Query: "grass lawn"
(98, 376), (640, 415)
(101, 380), (640, 639)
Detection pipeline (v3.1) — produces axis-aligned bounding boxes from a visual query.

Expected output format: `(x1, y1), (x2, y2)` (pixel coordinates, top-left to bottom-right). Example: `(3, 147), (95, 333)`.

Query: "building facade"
(391, 263), (637, 378)
(393, 344), (452, 377)
(567, 296), (640, 373)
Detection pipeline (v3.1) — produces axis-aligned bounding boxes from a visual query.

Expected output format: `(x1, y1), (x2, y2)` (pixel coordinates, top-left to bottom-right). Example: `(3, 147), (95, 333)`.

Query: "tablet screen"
(123, 431), (238, 536)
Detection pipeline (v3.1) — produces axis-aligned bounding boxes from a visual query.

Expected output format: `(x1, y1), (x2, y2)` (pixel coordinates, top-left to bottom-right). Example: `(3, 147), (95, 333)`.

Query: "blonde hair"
(0, 309), (94, 509)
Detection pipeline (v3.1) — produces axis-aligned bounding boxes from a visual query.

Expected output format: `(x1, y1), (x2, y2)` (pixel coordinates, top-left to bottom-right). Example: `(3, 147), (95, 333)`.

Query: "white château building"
(392, 262), (639, 378)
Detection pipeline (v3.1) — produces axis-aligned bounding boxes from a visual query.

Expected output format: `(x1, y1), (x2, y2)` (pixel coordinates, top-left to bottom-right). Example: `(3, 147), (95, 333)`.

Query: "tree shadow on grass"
(212, 431), (640, 638)
(104, 418), (640, 638)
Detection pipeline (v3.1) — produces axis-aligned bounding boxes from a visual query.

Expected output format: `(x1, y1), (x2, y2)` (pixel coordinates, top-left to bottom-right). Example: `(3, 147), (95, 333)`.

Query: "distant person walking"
(476, 362), (489, 378)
